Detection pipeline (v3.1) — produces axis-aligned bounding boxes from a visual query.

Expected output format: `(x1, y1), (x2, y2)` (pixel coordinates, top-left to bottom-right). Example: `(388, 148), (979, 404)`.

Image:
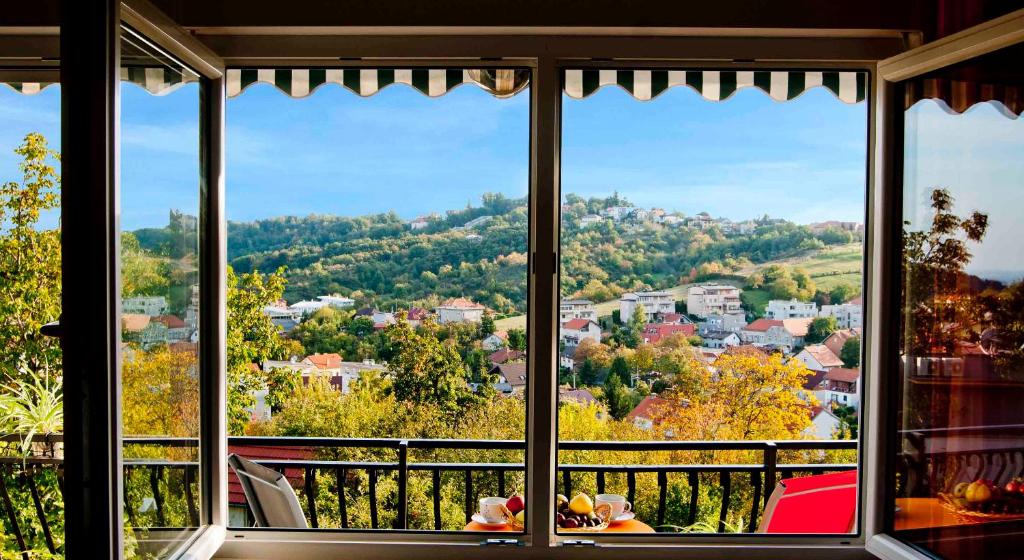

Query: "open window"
(556, 67), (867, 537)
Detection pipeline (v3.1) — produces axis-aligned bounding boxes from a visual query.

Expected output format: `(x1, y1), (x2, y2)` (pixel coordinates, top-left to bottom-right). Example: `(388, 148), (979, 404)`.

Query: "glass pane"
(224, 68), (530, 532)
(558, 69), (866, 535)
(119, 27), (202, 557)
(0, 79), (63, 557)
(893, 41), (1024, 557)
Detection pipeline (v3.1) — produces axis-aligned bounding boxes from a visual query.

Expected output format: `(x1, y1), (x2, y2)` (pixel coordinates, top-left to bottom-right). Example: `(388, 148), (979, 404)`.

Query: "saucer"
(608, 512), (635, 524)
(471, 513), (508, 527)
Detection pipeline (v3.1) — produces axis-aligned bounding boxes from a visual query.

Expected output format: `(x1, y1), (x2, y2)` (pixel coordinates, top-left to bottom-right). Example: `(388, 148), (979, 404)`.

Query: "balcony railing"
(0, 433), (858, 556)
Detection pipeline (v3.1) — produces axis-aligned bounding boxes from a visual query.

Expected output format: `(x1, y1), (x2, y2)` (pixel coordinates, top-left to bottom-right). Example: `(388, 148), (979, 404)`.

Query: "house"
(152, 314), (191, 342)
(687, 211), (714, 229)
(820, 302), (863, 329)
(405, 307), (430, 327)
(560, 318), (602, 346)
(815, 368), (861, 409)
(579, 214), (602, 228)
(318, 294), (355, 309)
(121, 313), (150, 333)
(488, 348), (524, 365)
(702, 330), (741, 349)
(625, 394), (670, 431)
(824, 328), (861, 358)
(560, 299), (598, 324)
(661, 215), (682, 226)
(122, 295), (168, 316)
(766, 299), (818, 320)
(289, 299), (328, 315)
(262, 358), (316, 376)
(303, 353), (343, 374)
(620, 291), (675, 322)
(559, 346), (576, 370)
(739, 318), (813, 352)
(629, 208), (650, 222)
(686, 284), (742, 318)
(331, 360), (387, 394)
(795, 344), (844, 372)
(641, 322), (695, 344)
(435, 297), (486, 324)
(408, 215), (432, 230)
(489, 363), (527, 393)
(805, 406), (842, 439)
(482, 331), (508, 351)
(698, 313), (747, 334)
(600, 206), (633, 221)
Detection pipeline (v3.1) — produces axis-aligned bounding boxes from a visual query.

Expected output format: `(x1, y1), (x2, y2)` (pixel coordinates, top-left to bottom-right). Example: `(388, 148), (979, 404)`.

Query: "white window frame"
(866, 8), (1024, 560)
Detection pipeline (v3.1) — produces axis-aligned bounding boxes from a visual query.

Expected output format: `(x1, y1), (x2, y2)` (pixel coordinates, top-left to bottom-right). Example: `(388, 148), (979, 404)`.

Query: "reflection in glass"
(119, 27), (202, 558)
(894, 41), (1024, 559)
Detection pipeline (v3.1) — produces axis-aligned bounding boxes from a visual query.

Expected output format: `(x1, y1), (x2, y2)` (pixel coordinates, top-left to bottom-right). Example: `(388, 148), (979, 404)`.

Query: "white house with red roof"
(824, 328), (861, 358)
(482, 330), (508, 351)
(794, 344), (844, 372)
(814, 367), (861, 409)
(560, 318), (602, 346)
(805, 405), (842, 439)
(739, 317), (813, 351)
(435, 297), (486, 324)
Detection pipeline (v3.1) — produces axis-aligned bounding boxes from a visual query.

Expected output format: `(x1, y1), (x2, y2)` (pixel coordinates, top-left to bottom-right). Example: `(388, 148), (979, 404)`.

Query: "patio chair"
(228, 454), (309, 528)
(758, 470), (857, 533)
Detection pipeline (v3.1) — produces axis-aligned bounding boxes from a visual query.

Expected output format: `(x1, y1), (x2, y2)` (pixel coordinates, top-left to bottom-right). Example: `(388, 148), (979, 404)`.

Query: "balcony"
(0, 433), (856, 556)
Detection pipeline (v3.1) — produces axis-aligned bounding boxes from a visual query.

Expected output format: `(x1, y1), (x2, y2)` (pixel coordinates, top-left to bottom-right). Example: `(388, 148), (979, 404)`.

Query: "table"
(465, 519), (656, 533)
(894, 498), (976, 531)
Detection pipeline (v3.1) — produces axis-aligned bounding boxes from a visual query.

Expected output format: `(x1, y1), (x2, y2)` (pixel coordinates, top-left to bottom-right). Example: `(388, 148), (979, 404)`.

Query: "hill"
(136, 193), (862, 318)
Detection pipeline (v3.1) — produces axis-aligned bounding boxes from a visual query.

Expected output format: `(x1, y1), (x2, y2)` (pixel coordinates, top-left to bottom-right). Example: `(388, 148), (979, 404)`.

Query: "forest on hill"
(134, 193), (861, 316)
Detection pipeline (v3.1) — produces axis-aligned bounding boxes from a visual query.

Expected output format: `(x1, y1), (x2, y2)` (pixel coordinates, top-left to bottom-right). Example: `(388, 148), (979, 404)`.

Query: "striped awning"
(120, 66), (199, 95)
(564, 69), (867, 104)
(1, 82), (58, 95)
(226, 68), (530, 99)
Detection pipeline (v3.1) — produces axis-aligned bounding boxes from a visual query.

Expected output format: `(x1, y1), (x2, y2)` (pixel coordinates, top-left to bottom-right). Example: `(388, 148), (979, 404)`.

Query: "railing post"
(764, 442), (778, 509)
(396, 440), (408, 529)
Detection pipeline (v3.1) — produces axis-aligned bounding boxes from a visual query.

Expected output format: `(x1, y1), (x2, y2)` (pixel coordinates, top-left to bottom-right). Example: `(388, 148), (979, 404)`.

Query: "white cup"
(595, 494), (632, 519)
(479, 496), (508, 523)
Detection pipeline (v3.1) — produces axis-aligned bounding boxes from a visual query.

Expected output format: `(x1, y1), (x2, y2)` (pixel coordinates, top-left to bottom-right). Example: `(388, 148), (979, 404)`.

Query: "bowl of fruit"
(938, 478), (1024, 521)
(554, 493), (613, 531)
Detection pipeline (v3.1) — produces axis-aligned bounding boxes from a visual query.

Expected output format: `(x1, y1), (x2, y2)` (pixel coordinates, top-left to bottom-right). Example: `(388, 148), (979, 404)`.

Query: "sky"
(5, 76), (1020, 280)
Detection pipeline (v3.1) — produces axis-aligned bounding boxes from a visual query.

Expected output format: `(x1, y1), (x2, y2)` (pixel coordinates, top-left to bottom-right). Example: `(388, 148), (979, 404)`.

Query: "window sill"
(213, 529), (875, 560)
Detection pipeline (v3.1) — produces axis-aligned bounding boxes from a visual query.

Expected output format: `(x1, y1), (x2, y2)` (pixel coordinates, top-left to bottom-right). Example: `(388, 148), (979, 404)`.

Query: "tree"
(577, 359), (599, 386)
(609, 356), (630, 385)
(0, 133), (61, 381)
(603, 370), (631, 420)
(226, 266), (290, 434)
(121, 231), (170, 297)
(806, 316), (839, 344)
(902, 188), (988, 355)
(616, 304), (646, 348)
(480, 311), (496, 337)
(840, 337), (861, 368)
(385, 318), (479, 419)
(122, 347), (199, 440)
(506, 328), (526, 351)
(828, 282), (860, 305)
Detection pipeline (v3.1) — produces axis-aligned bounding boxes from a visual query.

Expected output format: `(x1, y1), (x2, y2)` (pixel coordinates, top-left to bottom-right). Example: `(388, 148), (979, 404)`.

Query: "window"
(0, 75), (62, 558)
(891, 40), (1024, 558)
(558, 68), (866, 535)
(118, 27), (203, 557)
(223, 67), (531, 532)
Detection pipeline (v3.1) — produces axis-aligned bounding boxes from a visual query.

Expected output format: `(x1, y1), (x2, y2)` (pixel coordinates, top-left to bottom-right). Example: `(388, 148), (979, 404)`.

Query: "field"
(494, 243), (864, 331)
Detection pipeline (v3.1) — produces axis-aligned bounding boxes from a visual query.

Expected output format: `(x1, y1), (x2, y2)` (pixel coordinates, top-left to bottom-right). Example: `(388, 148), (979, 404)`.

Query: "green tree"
(385, 319), (479, 419)
(480, 311), (496, 337)
(840, 337), (861, 368)
(0, 133), (61, 380)
(121, 231), (170, 297)
(609, 356), (630, 385)
(506, 328), (526, 351)
(828, 282), (860, 305)
(603, 369), (631, 420)
(806, 316), (838, 344)
(577, 359), (599, 386)
(226, 266), (289, 434)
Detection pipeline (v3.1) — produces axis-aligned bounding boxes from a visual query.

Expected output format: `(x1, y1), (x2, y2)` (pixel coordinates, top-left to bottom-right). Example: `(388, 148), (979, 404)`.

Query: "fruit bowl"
(938, 493), (1024, 522)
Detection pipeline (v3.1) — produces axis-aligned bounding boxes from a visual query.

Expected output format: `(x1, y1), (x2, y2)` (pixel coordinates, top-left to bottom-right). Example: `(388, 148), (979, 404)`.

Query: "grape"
(555, 513), (565, 524)
(564, 519), (579, 529)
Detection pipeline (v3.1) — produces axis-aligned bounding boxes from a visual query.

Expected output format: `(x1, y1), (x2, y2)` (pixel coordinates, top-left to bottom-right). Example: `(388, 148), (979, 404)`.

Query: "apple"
(1006, 481), (1019, 494)
(506, 495), (525, 515)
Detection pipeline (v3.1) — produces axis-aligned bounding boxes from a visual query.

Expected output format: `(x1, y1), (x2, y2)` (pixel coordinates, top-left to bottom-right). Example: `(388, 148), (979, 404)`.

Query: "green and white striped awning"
(564, 69), (867, 103)
(1, 82), (58, 95)
(120, 66), (199, 95)
(226, 68), (530, 99)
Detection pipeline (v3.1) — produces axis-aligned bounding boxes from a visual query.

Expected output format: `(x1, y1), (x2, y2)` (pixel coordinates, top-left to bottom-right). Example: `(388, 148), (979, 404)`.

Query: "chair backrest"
(228, 454), (308, 528)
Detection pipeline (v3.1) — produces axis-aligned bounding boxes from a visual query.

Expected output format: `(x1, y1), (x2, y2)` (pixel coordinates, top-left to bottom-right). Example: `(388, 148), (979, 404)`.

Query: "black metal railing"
(0, 434), (858, 557)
